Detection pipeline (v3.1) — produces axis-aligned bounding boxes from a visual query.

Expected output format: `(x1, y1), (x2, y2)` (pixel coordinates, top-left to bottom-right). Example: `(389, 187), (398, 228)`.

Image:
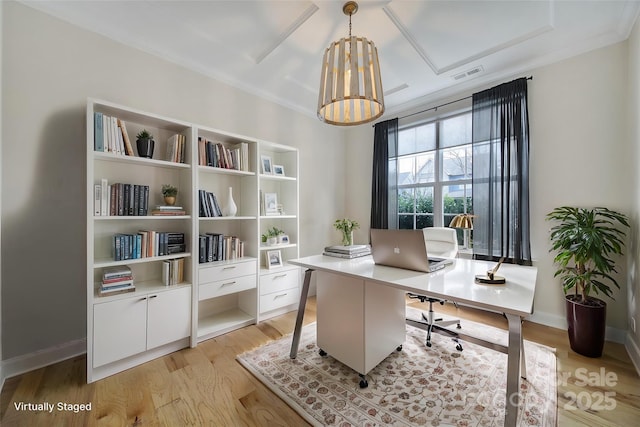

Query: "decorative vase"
(136, 138), (155, 158)
(223, 186), (237, 217)
(164, 196), (176, 206)
(341, 230), (353, 246)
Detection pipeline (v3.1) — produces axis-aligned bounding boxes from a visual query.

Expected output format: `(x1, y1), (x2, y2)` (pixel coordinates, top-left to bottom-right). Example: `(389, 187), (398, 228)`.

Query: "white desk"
(288, 255), (537, 427)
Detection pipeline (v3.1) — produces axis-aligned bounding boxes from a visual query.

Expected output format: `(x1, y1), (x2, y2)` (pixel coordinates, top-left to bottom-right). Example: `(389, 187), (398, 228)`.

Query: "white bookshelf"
(86, 99), (300, 381)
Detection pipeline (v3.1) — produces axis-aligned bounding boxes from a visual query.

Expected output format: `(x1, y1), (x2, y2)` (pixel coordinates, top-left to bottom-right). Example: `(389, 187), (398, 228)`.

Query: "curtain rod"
(376, 75), (533, 125)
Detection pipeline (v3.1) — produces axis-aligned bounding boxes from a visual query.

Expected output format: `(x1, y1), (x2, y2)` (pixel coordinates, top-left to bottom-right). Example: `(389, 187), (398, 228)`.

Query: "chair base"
(408, 293), (462, 350)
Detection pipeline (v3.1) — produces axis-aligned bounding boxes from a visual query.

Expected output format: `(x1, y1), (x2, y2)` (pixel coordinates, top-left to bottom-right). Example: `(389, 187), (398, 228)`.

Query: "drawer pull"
(222, 281), (236, 286)
(274, 293), (288, 298)
(273, 274), (288, 279)
(149, 295), (158, 299)
(222, 266), (237, 270)
(138, 297), (147, 301)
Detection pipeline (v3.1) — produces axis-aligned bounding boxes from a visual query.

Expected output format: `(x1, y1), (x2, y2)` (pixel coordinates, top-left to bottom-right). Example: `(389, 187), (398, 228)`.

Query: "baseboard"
(2, 339), (86, 383)
(625, 333), (640, 376)
(526, 310), (626, 344)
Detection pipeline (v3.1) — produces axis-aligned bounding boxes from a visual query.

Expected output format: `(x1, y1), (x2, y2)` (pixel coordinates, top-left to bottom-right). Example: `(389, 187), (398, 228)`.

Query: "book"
(98, 284), (135, 297)
(154, 205), (184, 210)
(101, 279), (134, 289)
(151, 210), (186, 216)
(100, 179), (108, 216)
(324, 244), (371, 255)
(118, 119), (134, 156)
(322, 250), (371, 259)
(94, 112), (104, 152)
(103, 265), (132, 279)
(94, 185), (101, 216)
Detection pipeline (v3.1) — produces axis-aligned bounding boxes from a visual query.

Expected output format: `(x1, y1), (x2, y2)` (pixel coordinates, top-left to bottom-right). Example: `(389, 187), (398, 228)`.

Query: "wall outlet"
(631, 317), (637, 334)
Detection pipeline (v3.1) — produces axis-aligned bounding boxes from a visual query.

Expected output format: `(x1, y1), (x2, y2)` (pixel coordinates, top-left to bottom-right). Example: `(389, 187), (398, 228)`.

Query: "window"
(391, 111), (473, 248)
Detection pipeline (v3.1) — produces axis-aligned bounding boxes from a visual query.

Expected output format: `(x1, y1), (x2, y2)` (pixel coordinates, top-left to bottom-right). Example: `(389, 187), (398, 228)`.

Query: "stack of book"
(151, 205), (186, 216)
(323, 244), (371, 259)
(99, 266), (134, 296)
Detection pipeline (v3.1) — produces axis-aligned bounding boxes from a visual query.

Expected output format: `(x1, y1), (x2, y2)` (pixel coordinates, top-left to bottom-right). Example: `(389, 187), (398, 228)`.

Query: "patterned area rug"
(238, 310), (556, 426)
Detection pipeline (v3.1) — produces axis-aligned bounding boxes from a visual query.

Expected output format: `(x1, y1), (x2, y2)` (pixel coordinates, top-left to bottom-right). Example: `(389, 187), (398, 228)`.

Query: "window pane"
(442, 144), (471, 181)
(398, 188), (414, 213)
(416, 153), (435, 183)
(440, 113), (471, 148)
(416, 215), (433, 229)
(399, 215), (414, 229)
(415, 187), (433, 214)
(398, 156), (415, 185)
(398, 123), (435, 155)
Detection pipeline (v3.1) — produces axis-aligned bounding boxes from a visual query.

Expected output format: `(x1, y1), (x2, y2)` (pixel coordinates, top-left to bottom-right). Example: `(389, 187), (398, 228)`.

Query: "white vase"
(223, 186), (237, 217)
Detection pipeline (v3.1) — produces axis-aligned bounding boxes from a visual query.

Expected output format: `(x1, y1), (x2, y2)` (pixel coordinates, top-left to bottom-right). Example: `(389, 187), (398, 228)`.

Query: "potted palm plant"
(546, 206), (629, 357)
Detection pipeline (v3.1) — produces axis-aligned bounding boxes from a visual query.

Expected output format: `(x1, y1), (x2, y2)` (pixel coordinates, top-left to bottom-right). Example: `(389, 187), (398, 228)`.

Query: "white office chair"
(407, 227), (462, 350)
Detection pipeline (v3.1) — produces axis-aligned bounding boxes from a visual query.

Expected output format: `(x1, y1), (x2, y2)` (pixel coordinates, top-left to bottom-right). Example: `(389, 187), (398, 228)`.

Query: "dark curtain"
(371, 118), (398, 229)
(472, 78), (532, 265)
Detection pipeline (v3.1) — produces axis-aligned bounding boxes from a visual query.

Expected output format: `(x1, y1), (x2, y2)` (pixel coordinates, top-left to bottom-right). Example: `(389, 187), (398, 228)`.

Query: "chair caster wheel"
(456, 323), (462, 329)
(396, 345), (403, 351)
(319, 349), (327, 357)
(426, 341), (432, 348)
(359, 375), (368, 388)
(456, 343), (463, 351)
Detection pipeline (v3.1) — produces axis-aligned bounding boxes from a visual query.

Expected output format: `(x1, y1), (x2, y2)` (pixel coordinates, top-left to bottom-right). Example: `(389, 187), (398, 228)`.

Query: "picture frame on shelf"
(265, 250), (283, 269)
(278, 234), (289, 244)
(261, 155), (273, 174)
(264, 192), (279, 215)
(273, 164), (285, 176)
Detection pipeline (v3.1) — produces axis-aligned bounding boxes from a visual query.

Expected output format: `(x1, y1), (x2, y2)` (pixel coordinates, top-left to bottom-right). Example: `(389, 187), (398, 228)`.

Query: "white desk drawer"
(260, 288), (299, 312)
(199, 274), (256, 300)
(199, 260), (257, 284)
(259, 269), (299, 296)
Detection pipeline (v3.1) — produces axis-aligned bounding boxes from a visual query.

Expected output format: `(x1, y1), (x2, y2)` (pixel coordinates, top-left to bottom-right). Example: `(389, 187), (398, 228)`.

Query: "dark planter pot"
(566, 295), (606, 357)
(136, 138), (155, 158)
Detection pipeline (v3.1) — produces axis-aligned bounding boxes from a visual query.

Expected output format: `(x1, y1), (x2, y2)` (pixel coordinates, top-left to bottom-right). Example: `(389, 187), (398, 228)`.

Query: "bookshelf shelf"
(86, 98), (299, 383)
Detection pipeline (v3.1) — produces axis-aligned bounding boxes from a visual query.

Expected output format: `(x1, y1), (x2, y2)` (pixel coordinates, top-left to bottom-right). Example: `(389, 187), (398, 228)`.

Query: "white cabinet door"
(93, 296), (147, 367)
(147, 286), (191, 350)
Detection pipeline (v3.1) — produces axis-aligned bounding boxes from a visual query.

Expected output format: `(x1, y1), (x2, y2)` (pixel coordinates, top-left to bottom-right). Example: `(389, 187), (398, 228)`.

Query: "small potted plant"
(136, 129), (155, 158)
(161, 184), (178, 206)
(547, 206), (629, 357)
(334, 218), (359, 246)
(261, 226), (284, 246)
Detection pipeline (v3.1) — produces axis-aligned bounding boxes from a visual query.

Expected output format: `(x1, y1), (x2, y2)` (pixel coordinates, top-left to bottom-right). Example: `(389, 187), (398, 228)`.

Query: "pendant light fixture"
(317, 1), (384, 126)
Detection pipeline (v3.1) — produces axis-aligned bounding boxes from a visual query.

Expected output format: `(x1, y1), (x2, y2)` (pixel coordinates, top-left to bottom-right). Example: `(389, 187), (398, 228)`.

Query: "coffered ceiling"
(21, 0), (640, 120)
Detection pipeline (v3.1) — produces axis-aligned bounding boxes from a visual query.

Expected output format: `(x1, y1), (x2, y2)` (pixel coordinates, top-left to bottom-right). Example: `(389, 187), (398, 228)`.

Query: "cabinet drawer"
(199, 274), (256, 300)
(199, 260), (257, 284)
(260, 288), (299, 312)
(260, 269), (299, 295)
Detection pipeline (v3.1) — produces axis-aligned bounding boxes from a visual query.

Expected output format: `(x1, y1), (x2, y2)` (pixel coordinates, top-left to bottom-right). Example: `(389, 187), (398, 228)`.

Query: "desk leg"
(504, 313), (522, 427)
(289, 268), (313, 359)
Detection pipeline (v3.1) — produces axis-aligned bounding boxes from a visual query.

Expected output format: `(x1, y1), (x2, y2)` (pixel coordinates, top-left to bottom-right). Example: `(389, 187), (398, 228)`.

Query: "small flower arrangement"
(334, 218), (359, 246)
(161, 184), (178, 197)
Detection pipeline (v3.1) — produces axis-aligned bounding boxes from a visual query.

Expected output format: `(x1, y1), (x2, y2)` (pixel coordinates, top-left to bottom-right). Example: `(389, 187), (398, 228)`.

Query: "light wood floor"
(1, 297), (639, 427)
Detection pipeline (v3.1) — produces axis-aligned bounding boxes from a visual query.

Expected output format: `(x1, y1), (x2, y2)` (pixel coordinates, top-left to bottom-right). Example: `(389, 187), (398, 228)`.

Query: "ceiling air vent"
(452, 65), (484, 81)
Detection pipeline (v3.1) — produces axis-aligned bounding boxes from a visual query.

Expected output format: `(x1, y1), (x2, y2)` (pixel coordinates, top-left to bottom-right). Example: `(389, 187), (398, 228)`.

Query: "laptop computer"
(370, 228), (453, 273)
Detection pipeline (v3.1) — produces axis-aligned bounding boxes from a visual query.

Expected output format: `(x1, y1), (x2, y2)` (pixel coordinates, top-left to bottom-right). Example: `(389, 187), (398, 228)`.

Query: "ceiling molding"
(252, 3), (319, 64)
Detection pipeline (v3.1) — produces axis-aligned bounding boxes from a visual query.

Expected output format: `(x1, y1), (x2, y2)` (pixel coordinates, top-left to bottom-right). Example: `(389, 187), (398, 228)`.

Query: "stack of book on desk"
(323, 244), (371, 259)
(99, 265), (134, 296)
(151, 205), (186, 216)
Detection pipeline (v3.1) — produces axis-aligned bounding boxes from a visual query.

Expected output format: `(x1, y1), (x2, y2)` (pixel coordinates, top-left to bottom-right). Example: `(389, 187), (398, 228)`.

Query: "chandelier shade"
(317, 3), (384, 126)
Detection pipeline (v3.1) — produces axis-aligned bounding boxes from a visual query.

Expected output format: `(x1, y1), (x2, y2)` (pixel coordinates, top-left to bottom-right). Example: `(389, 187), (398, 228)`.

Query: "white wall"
(347, 41), (632, 334)
(1, 2), (345, 362)
(627, 14), (640, 371)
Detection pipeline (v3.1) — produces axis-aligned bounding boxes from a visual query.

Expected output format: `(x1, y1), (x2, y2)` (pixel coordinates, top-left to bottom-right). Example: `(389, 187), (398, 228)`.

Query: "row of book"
(323, 244), (371, 259)
(166, 133), (187, 164)
(198, 138), (250, 171)
(198, 190), (224, 217)
(199, 233), (245, 263)
(113, 231), (186, 261)
(94, 112), (135, 156)
(162, 258), (185, 286)
(95, 179), (150, 216)
(99, 265), (135, 296)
